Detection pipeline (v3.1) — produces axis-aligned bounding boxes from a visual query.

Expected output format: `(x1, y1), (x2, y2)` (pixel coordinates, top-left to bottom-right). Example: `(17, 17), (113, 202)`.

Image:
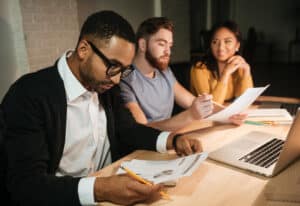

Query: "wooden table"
(256, 96), (300, 104)
(94, 121), (300, 206)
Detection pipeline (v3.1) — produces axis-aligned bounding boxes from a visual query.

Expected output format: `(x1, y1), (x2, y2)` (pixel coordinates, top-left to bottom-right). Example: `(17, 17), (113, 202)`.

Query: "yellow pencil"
(212, 100), (225, 108)
(197, 94), (225, 109)
(120, 166), (171, 200)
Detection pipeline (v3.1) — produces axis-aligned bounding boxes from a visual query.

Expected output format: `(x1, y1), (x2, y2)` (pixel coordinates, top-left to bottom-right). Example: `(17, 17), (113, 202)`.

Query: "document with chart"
(206, 85), (269, 122)
(116, 152), (208, 184)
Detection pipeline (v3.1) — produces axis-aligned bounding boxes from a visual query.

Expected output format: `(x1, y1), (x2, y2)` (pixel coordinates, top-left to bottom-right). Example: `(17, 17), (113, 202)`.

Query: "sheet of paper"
(206, 85), (269, 122)
(116, 152), (208, 184)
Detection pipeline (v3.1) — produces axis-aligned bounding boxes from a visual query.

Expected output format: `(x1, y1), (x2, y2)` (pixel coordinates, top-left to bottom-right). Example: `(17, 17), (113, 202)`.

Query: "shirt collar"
(57, 51), (87, 102)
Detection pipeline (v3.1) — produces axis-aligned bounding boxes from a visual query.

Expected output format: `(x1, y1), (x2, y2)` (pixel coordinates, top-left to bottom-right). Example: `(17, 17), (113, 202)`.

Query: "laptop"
(209, 111), (300, 177)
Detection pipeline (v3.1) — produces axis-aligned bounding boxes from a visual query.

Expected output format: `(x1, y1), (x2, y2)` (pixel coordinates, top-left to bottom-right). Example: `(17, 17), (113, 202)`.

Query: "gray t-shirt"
(120, 65), (177, 122)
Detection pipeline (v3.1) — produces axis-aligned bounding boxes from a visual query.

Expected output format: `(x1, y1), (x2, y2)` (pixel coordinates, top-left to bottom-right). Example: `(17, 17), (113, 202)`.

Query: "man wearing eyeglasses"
(1, 11), (203, 206)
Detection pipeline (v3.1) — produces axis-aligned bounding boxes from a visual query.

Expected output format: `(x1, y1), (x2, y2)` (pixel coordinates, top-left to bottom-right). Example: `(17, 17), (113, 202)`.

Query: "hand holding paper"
(206, 85), (269, 123)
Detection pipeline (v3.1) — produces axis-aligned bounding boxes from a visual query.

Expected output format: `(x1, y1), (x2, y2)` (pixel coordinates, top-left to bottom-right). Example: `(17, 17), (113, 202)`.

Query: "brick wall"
(20, 0), (79, 71)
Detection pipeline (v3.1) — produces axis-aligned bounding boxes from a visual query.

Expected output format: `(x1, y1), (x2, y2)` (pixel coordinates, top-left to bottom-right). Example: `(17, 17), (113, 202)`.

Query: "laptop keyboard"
(280, 103), (300, 116)
(239, 138), (284, 168)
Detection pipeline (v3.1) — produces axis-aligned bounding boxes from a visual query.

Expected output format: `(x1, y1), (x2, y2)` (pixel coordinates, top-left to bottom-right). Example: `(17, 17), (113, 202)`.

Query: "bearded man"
(120, 17), (215, 132)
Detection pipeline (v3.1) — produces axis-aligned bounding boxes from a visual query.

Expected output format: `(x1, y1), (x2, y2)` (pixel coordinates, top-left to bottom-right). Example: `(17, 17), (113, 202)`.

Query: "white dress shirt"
(56, 51), (170, 205)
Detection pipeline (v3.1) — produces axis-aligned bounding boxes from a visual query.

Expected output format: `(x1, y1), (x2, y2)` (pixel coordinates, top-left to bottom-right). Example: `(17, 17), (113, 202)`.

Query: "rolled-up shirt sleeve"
(156, 131), (170, 153)
(78, 177), (97, 205)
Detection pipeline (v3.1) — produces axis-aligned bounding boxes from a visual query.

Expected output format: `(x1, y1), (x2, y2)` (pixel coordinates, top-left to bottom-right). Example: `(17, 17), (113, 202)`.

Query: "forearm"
(147, 109), (196, 132)
(174, 82), (195, 109)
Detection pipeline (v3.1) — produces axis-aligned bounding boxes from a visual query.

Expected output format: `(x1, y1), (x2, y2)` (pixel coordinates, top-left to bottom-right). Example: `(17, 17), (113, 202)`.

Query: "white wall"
(0, 0), (29, 101)
(97, 0), (155, 31)
(78, 0), (155, 31)
(77, 0), (191, 63)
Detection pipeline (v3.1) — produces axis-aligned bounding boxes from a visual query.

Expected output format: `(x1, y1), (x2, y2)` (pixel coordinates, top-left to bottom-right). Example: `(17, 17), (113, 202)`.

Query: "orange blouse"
(190, 62), (253, 104)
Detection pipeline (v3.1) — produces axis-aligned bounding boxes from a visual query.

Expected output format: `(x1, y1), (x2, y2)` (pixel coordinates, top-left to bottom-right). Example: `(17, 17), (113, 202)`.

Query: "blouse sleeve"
(190, 63), (228, 104)
(190, 64), (210, 95)
(234, 68), (254, 97)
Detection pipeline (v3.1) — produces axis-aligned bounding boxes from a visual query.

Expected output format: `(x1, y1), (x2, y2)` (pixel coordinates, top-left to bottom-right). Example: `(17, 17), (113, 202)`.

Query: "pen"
(120, 166), (171, 200)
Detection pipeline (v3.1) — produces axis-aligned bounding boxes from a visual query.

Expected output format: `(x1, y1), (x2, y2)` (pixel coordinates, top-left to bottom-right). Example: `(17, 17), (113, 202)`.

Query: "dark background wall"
(186, 0), (300, 99)
(1, 0), (299, 101)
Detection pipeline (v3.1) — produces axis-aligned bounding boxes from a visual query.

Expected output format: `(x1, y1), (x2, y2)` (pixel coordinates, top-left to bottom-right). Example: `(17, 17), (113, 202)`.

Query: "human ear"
(77, 40), (89, 60)
(138, 38), (146, 52)
(236, 42), (241, 52)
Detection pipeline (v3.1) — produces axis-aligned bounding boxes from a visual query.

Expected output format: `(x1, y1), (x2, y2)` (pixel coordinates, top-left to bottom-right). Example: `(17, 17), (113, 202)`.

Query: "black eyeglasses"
(86, 40), (134, 78)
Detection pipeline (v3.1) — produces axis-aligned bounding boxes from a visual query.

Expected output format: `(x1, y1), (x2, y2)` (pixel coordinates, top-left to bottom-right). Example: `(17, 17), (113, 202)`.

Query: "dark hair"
(195, 20), (242, 78)
(78, 10), (135, 45)
(136, 17), (174, 41)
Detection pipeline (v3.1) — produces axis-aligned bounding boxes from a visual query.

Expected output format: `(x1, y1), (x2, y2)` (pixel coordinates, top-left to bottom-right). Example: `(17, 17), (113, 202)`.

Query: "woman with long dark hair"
(190, 20), (253, 104)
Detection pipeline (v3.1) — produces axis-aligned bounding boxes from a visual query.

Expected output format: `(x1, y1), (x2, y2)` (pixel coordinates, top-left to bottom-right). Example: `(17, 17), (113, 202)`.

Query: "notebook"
(208, 111), (300, 177)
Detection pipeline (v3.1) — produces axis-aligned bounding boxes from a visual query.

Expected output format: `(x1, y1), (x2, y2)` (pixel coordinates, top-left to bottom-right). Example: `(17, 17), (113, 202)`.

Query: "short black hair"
(136, 17), (174, 41)
(78, 10), (135, 45)
(209, 20), (242, 43)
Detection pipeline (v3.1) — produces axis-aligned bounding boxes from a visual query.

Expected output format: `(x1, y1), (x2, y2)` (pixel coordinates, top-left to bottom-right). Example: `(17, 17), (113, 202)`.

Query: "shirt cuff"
(78, 177), (97, 205)
(156, 131), (170, 153)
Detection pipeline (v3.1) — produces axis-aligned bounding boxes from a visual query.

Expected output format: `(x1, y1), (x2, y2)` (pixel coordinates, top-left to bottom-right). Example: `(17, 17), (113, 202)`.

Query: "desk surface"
(257, 96), (300, 104)
(94, 121), (300, 206)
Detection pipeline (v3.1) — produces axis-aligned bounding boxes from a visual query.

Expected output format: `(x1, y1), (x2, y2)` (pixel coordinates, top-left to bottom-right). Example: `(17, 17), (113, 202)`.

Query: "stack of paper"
(116, 152), (208, 184)
(246, 108), (293, 123)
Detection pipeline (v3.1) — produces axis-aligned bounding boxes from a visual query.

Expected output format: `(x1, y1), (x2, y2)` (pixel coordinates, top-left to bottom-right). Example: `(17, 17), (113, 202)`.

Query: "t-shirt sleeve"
(166, 67), (177, 86)
(119, 79), (137, 104)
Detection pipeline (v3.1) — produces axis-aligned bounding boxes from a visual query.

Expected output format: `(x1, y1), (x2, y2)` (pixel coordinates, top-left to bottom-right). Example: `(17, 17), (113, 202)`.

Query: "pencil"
(120, 166), (171, 200)
(197, 94), (225, 109)
(212, 100), (225, 108)
(261, 120), (292, 125)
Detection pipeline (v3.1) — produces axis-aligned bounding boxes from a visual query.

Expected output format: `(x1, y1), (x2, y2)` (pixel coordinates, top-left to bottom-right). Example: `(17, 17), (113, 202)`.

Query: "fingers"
(192, 95), (213, 119)
(227, 55), (246, 65)
(175, 136), (202, 156)
(127, 178), (161, 196)
(126, 177), (163, 203)
(227, 55), (250, 72)
(95, 175), (163, 205)
(197, 93), (212, 100)
(229, 113), (248, 126)
(192, 139), (203, 153)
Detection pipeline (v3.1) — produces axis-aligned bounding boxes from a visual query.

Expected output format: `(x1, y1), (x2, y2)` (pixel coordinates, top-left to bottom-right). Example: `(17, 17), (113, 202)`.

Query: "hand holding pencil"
(120, 166), (171, 200)
(190, 94), (214, 119)
(93, 171), (164, 205)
